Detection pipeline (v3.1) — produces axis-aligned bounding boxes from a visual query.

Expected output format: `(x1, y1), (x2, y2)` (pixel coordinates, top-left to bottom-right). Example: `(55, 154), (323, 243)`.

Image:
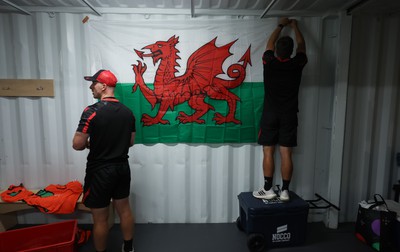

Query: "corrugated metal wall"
(340, 13), (400, 222)
(0, 12), (97, 224)
(0, 11), (399, 225)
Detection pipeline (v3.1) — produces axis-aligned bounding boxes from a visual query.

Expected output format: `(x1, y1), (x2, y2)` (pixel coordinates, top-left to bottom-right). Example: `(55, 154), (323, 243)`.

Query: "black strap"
(367, 194), (389, 210)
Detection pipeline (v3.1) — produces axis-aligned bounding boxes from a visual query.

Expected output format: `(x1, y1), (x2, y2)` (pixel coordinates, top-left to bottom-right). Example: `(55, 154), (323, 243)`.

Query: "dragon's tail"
(215, 46), (252, 89)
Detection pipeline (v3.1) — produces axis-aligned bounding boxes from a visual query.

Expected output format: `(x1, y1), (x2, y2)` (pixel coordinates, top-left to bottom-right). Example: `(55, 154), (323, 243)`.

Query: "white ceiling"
(0, 0), (399, 17)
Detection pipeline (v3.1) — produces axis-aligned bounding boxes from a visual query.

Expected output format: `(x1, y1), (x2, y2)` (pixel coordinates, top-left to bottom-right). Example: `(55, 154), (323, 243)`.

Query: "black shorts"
(82, 162), (131, 208)
(258, 112), (298, 147)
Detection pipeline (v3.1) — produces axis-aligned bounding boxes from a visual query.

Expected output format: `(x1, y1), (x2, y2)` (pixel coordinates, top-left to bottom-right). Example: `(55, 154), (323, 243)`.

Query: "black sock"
(282, 180), (290, 191)
(263, 176), (273, 191)
(123, 239), (133, 252)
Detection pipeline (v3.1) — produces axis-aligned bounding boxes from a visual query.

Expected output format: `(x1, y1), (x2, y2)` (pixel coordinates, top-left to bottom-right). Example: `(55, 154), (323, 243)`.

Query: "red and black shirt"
(262, 50), (308, 114)
(76, 97), (136, 166)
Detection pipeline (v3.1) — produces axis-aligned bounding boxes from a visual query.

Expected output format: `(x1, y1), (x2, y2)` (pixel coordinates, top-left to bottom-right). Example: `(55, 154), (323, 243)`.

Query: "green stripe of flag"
(115, 82), (264, 144)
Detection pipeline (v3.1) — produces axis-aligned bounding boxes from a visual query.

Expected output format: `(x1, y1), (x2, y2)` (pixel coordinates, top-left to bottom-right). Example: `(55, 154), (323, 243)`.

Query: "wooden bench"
(0, 190), (114, 232)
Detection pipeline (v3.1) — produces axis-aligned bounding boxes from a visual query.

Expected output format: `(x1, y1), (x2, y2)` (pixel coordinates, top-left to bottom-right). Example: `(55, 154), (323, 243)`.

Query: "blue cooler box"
(237, 191), (309, 251)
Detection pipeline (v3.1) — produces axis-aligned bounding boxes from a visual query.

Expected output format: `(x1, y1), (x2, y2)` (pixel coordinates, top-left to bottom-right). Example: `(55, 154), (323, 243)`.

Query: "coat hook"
(36, 86), (44, 91)
(2, 86), (10, 90)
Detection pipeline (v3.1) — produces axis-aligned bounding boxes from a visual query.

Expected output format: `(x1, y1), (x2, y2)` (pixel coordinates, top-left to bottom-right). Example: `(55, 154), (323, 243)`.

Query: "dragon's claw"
(141, 114), (170, 126)
(177, 112), (205, 124)
(132, 61), (147, 75)
(132, 61), (148, 93)
(213, 112), (241, 125)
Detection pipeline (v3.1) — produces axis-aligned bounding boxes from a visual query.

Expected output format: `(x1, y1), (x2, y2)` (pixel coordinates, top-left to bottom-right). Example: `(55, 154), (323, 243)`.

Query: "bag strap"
(367, 194), (389, 210)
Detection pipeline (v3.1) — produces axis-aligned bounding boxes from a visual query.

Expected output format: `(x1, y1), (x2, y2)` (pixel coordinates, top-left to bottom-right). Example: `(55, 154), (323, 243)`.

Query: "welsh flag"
(87, 19), (273, 144)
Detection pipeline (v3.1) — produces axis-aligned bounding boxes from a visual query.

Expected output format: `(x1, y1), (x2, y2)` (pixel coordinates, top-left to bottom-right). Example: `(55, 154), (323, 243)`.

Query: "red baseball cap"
(84, 69), (118, 87)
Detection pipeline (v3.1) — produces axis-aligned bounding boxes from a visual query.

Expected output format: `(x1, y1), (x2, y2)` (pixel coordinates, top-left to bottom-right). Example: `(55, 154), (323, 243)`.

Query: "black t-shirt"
(76, 97), (136, 166)
(262, 50), (307, 114)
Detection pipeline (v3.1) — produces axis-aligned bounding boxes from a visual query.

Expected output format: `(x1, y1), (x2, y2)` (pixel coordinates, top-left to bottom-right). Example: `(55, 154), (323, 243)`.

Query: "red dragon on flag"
(132, 35), (251, 126)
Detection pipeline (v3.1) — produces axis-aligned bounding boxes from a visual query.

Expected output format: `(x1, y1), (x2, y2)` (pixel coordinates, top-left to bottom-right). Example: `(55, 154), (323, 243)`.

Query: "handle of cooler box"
(306, 193), (340, 211)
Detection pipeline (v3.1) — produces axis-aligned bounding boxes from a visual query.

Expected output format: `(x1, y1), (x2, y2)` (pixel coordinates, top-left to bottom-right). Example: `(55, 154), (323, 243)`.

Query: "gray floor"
(77, 222), (376, 252)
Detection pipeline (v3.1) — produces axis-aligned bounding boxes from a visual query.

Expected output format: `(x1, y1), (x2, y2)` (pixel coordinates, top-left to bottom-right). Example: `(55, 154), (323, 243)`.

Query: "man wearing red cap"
(73, 69), (136, 252)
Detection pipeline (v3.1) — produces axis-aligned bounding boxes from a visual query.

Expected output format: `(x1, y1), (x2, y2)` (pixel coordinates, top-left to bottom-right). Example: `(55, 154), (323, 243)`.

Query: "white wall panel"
(129, 143), (262, 223)
(1, 11), (399, 226)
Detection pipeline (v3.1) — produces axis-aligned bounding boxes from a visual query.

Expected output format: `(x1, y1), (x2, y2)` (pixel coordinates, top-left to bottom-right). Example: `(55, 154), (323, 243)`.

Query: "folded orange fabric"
(0, 184), (34, 202)
(24, 181), (83, 214)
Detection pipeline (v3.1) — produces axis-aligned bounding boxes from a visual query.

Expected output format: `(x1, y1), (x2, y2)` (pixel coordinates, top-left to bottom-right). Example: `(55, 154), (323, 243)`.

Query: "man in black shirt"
(73, 69), (136, 252)
(253, 18), (307, 202)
